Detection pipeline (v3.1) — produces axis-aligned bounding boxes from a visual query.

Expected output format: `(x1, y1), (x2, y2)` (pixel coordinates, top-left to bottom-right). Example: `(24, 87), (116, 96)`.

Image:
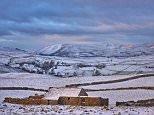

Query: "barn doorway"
(81, 98), (86, 106)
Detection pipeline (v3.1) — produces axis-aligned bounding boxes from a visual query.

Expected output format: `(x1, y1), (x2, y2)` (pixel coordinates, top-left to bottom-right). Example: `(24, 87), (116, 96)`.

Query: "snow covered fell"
(38, 43), (154, 57)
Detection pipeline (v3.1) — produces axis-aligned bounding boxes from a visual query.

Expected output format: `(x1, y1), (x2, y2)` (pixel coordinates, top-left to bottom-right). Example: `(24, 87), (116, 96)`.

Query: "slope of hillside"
(38, 43), (154, 57)
(39, 44), (63, 55)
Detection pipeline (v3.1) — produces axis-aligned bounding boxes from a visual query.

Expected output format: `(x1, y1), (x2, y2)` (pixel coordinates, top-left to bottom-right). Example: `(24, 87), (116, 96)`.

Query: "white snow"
(0, 73), (139, 89)
(81, 76), (154, 89)
(38, 43), (154, 58)
(88, 90), (154, 106)
(0, 103), (154, 115)
(0, 90), (44, 102)
(0, 73), (154, 106)
(0, 44), (154, 115)
(39, 44), (62, 55)
(0, 73), (153, 114)
(1, 45), (154, 76)
(44, 87), (85, 100)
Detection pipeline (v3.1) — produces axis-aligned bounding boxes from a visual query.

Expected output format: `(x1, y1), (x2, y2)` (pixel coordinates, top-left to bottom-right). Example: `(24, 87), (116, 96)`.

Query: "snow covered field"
(0, 73), (154, 106)
(81, 76), (154, 89)
(0, 73), (141, 89)
(0, 46), (154, 77)
(88, 90), (154, 106)
(0, 103), (154, 115)
(0, 45), (154, 114)
(1, 72), (154, 115)
(0, 90), (44, 103)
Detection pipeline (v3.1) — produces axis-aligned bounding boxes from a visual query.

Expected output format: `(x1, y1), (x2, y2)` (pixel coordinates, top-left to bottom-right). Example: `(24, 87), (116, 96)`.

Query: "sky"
(0, 0), (154, 49)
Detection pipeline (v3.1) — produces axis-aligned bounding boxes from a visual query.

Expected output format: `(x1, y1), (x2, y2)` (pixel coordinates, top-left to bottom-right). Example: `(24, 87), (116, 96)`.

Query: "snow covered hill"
(39, 44), (63, 55)
(0, 43), (154, 77)
(38, 43), (154, 57)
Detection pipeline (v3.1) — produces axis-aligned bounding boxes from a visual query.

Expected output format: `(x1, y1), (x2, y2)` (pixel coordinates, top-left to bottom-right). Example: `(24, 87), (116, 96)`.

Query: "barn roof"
(43, 87), (88, 100)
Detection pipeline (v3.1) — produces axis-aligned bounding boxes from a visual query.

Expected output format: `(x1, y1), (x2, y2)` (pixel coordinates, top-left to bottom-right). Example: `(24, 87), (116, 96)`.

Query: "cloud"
(42, 34), (96, 44)
(0, 38), (14, 42)
(0, 0), (154, 49)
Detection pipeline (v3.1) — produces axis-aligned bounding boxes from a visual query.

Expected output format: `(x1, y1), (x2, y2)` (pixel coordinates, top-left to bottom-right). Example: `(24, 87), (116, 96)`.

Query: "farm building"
(4, 87), (109, 106)
(43, 87), (88, 100)
(58, 96), (108, 106)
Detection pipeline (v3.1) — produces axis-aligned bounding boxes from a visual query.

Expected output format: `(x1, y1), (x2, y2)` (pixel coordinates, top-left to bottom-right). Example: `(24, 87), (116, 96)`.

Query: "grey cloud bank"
(0, 0), (154, 49)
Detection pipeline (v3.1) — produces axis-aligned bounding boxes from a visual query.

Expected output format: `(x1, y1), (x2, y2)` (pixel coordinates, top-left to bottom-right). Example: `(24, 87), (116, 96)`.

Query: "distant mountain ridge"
(38, 43), (154, 57)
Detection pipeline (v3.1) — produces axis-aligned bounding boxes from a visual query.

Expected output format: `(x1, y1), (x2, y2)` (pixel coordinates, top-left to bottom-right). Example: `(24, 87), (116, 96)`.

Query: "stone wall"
(28, 95), (44, 100)
(116, 99), (154, 107)
(4, 98), (58, 105)
(4, 96), (108, 106)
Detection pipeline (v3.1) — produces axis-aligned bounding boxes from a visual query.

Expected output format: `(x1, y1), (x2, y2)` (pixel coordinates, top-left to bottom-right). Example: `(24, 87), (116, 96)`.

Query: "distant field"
(0, 73), (154, 106)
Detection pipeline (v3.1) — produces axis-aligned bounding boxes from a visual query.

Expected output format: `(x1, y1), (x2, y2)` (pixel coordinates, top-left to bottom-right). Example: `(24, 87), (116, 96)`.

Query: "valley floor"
(0, 73), (154, 114)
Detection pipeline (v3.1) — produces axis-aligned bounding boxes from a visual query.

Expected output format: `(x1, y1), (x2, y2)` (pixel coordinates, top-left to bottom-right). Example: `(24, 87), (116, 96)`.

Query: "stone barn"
(4, 87), (109, 106)
(43, 87), (88, 100)
(43, 87), (108, 106)
(58, 96), (108, 106)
